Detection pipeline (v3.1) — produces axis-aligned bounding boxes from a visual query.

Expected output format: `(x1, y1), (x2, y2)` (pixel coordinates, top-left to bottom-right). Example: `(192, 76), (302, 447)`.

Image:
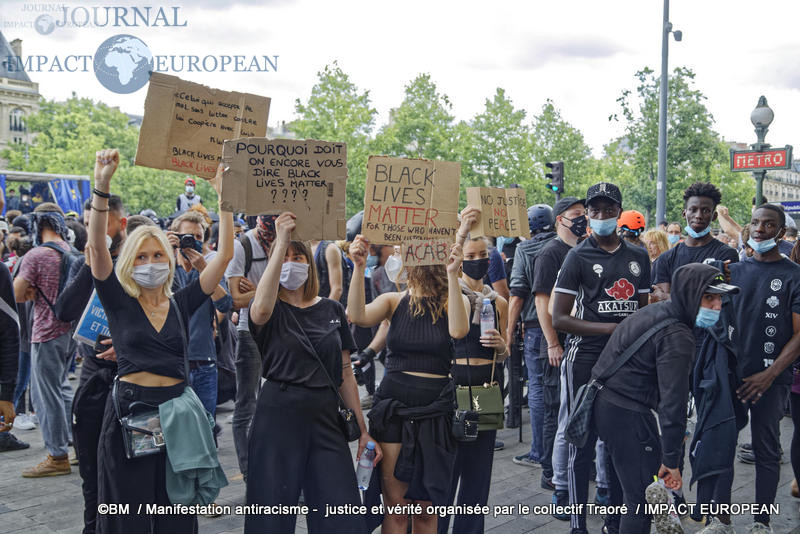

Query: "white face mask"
(132, 262), (171, 289)
(384, 253), (406, 284)
(185, 185), (195, 194)
(280, 262), (309, 291)
(105, 234), (113, 250)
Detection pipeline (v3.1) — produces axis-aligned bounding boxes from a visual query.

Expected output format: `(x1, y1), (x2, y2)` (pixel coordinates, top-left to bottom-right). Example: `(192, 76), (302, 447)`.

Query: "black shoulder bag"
(111, 298), (192, 459)
(564, 317), (679, 448)
(284, 305), (361, 442)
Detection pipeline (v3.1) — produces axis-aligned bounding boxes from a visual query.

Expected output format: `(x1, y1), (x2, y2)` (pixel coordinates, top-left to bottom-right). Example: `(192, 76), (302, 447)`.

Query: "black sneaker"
(739, 442), (752, 452)
(738, 449), (756, 464)
(0, 432), (30, 452)
(540, 474), (556, 491)
(494, 440), (505, 451)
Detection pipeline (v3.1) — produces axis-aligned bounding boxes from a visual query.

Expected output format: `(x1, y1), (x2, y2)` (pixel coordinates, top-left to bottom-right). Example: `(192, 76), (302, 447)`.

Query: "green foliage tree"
(290, 61), (377, 216)
(1, 94), (213, 217)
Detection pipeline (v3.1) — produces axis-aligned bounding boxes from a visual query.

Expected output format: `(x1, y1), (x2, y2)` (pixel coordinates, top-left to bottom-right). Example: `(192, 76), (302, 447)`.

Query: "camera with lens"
(178, 234), (202, 252)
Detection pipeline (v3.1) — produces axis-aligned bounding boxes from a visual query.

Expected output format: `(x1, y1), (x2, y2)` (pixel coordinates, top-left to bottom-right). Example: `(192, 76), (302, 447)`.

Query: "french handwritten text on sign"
(135, 73), (270, 179)
(73, 292), (109, 346)
(363, 156), (460, 245)
(466, 187), (530, 239)
(401, 238), (451, 267)
(219, 138), (347, 241)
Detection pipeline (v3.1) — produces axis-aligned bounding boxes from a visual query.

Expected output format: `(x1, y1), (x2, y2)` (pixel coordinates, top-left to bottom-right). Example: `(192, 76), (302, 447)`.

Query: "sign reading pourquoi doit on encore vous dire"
(219, 138), (347, 241)
(362, 156), (460, 245)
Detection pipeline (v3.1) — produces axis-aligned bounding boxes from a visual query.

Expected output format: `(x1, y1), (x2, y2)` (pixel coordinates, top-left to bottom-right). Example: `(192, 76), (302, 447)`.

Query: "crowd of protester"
(0, 153), (798, 534)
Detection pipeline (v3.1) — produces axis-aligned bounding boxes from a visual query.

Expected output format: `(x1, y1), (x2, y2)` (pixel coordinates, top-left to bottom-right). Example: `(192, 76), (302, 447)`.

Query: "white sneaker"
(698, 517), (736, 533)
(747, 522), (772, 534)
(13, 413), (36, 431)
(30, 413), (39, 425)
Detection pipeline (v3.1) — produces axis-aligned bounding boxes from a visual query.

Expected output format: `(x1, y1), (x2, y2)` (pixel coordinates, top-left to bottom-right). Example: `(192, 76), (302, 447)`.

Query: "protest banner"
(135, 73), (270, 179)
(73, 291), (109, 346)
(219, 138), (347, 241)
(466, 186), (530, 238)
(363, 156), (460, 245)
(401, 238), (451, 267)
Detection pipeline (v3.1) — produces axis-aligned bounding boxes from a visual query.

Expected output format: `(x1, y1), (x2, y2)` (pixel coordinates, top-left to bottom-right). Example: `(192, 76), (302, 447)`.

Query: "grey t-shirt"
(224, 229), (269, 332)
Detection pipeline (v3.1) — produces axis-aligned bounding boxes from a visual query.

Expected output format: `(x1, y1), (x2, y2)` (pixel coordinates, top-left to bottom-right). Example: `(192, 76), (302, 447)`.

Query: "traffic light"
(545, 161), (564, 194)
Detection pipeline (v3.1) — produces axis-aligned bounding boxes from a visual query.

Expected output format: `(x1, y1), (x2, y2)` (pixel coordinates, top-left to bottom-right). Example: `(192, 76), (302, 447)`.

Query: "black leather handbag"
(285, 306), (361, 442)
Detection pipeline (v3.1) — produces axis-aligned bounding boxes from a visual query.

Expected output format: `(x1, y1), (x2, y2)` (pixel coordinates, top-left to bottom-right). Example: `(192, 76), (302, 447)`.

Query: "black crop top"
(453, 299), (496, 360)
(385, 294), (452, 375)
(93, 270), (208, 380)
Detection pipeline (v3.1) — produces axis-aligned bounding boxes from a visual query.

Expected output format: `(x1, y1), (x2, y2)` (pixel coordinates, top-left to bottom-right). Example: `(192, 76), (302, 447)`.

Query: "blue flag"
(0, 174), (6, 216)
(49, 179), (86, 215)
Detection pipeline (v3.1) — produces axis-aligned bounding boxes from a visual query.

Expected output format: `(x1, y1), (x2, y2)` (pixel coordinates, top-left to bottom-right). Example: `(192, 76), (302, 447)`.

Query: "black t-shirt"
(555, 237), (651, 362)
(729, 257), (800, 385)
(93, 270), (207, 380)
(653, 239), (739, 285)
(532, 237), (573, 296)
(250, 298), (357, 387)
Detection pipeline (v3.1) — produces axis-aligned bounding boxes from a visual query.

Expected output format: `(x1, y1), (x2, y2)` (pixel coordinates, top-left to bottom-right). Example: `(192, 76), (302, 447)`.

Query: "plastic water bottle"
(356, 441), (376, 490)
(480, 298), (494, 336)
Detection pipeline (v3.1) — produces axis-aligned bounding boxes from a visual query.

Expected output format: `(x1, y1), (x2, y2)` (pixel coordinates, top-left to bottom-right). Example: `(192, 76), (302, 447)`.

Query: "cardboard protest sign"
(219, 138), (347, 241)
(466, 186), (530, 238)
(401, 238), (451, 267)
(363, 156), (460, 245)
(73, 292), (109, 346)
(135, 73), (270, 179)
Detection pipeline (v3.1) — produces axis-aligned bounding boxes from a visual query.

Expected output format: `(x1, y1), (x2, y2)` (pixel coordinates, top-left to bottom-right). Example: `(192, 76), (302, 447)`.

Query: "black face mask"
(462, 258), (490, 280)
(562, 215), (588, 238)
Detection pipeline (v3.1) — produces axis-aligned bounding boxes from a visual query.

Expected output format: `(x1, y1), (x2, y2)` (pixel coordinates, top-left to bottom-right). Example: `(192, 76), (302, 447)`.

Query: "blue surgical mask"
(589, 217), (618, 236)
(695, 307), (720, 328)
(366, 255), (378, 269)
(684, 224), (710, 239)
(668, 234), (680, 245)
(747, 237), (777, 255)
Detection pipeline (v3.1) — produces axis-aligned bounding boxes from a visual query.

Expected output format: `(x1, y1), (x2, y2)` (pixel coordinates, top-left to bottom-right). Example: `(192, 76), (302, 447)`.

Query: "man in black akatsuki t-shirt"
(652, 182), (738, 302)
(552, 182), (650, 534)
(719, 204), (800, 533)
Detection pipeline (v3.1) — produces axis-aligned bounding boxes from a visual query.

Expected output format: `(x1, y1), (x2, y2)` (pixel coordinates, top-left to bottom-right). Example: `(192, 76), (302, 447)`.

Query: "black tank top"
(453, 299), (496, 360)
(386, 294), (452, 375)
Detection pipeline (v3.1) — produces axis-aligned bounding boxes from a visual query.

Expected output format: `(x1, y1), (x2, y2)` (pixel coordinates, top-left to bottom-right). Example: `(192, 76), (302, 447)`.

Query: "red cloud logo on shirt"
(605, 278), (635, 300)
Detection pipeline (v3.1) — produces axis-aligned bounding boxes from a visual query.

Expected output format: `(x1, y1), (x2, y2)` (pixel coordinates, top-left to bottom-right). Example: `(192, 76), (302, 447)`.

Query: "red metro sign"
(730, 146), (793, 172)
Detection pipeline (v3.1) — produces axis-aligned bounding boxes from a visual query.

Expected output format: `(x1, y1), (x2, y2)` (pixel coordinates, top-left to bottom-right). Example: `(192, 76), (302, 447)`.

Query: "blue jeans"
(523, 327), (545, 462)
(190, 361), (218, 418)
(13, 350), (31, 414)
(30, 332), (74, 457)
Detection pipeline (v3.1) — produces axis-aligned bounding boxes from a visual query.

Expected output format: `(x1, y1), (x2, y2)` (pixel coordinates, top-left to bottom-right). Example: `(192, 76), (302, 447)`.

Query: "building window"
(9, 109), (25, 132)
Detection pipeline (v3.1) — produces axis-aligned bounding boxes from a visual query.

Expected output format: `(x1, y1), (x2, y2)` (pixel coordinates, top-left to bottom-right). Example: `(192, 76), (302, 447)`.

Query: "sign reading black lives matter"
(220, 138), (347, 241)
(135, 73), (271, 179)
(363, 156), (461, 245)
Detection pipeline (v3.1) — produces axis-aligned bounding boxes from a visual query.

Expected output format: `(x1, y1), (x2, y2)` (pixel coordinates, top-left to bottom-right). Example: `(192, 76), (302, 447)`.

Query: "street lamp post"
(655, 0), (682, 226)
(750, 96), (774, 207)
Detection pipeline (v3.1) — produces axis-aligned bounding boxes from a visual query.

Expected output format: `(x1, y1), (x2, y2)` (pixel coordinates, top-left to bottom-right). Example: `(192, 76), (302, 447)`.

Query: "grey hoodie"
(591, 262), (721, 468)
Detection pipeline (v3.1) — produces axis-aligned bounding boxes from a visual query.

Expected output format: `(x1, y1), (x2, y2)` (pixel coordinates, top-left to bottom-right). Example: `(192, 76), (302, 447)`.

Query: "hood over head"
(669, 263), (727, 326)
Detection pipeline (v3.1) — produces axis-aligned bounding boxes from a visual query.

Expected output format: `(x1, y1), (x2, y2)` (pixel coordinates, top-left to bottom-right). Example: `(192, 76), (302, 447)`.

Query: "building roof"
(0, 31), (31, 83)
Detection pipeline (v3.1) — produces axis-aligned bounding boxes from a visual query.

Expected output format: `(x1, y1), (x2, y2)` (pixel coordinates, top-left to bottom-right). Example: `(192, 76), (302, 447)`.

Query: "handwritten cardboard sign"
(219, 138), (347, 241)
(401, 238), (451, 267)
(363, 156), (460, 245)
(73, 292), (109, 346)
(466, 186), (530, 238)
(135, 73), (270, 179)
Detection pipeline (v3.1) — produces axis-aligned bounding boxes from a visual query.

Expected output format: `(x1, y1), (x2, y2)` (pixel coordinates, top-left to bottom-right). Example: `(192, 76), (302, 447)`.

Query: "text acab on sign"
(219, 138), (347, 241)
(401, 238), (451, 267)
(466, 186), (530, 239)
(135, 73), (270, 179)
(363, 156), (460, 245)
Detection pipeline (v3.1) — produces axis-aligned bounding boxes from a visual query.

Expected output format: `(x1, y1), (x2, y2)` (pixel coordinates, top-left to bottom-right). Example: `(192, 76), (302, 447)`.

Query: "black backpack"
(314, 240), (351, 307)
(35, 242), (84, 317)
(240, 234), (267, 279)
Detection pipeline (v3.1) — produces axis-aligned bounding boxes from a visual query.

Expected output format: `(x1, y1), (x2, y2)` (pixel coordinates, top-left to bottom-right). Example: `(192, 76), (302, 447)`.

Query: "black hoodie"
(591, 263), (721, 468)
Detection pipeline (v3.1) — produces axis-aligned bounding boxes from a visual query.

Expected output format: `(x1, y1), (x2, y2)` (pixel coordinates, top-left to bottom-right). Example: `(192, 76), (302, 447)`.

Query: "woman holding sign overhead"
(246, 212), (379, 534)
(347, 225), (471, 534)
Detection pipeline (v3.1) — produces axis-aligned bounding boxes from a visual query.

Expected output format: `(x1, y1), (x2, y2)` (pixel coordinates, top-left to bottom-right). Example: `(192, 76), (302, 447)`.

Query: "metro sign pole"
(729, 97), (792, 206)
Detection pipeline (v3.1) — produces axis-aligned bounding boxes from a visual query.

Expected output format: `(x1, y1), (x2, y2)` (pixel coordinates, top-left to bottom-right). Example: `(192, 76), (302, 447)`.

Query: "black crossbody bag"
(284, 305), (361, 442)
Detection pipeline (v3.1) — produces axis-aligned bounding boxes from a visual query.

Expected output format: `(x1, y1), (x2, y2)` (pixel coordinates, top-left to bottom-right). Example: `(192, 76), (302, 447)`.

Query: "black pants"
(594, 393), (660, 534)
(96, 381), (196, 534)
(541, 334), (563, 479)
(742, 383), (789, 525)
(245, 381), (367, 534)
(565, 358), (599, 531)
(791, 391), (800, 486)
(696, 469), (734, 510)
(506, 334), (523, 427)
(437, 364), (497, 534)
(352, 326), (376, 395)
(72, 354), (115, 534)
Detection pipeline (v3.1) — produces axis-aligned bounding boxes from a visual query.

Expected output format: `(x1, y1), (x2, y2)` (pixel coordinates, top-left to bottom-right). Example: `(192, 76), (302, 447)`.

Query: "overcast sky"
(2, 0), (798, 157)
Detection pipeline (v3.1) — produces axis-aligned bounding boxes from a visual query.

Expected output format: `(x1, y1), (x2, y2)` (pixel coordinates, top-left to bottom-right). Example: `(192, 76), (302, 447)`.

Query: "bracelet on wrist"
(91, 205), (109, 212)
(92, 188), (110, 199)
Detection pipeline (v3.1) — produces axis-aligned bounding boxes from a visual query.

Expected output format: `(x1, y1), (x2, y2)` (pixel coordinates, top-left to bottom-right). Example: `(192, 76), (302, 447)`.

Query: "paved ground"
(2, 365), (798, 534)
